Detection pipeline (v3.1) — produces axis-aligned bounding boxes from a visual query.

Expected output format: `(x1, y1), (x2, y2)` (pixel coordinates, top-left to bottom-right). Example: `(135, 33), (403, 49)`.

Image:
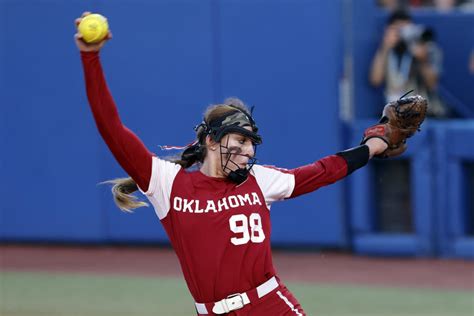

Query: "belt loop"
(195, 302), (208, 314)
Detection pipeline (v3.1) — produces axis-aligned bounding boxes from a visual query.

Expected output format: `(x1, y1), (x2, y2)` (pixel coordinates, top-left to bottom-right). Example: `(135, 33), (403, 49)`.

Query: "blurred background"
(1, 0), (473, 315)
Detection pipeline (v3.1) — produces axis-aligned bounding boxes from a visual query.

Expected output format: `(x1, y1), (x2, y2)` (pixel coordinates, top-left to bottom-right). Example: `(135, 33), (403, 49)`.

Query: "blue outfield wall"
(1, 0), (108, 242)
(0, 1), (6, 239)
(1, 0), (347, 246)
(2, 1), (473, 257)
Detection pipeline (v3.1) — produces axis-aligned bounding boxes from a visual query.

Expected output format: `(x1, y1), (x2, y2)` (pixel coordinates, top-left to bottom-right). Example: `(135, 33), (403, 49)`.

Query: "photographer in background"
(370, 9), (449, 117)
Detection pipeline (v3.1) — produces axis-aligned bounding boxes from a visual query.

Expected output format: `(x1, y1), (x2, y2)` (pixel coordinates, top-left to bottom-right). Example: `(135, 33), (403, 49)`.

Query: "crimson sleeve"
(288, 155), (348, 198)
(81, 51), (153, 191)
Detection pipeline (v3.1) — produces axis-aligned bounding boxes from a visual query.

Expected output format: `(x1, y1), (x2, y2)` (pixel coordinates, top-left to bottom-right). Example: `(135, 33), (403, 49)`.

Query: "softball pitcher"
(75, 12), (426, 316)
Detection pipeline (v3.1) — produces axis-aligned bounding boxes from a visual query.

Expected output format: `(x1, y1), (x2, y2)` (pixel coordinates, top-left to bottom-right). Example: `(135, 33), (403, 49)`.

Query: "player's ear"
(205, 135), (218, 151)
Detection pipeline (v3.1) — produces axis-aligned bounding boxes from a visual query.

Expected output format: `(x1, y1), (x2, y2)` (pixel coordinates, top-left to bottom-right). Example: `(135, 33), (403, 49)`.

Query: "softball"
(78, 13), (109, 44)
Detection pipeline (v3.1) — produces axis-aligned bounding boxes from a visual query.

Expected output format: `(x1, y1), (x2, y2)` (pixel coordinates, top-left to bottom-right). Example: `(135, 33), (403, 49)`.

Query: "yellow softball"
(78, 13), (109, 44)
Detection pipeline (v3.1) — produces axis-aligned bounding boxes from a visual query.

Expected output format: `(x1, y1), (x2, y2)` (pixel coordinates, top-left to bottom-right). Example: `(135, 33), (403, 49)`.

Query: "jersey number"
(229, 213), (265, 245)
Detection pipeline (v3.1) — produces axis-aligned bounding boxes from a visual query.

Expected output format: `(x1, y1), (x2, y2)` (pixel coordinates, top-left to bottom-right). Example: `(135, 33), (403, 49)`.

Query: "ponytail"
(104, 144), (204, 213)
(172, 142), (206, 168)
(103, 177), (148, 212)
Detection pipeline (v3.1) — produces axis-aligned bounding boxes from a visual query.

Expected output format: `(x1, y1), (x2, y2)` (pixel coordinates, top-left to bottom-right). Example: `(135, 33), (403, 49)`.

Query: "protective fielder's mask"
(195, 106), (262, 184)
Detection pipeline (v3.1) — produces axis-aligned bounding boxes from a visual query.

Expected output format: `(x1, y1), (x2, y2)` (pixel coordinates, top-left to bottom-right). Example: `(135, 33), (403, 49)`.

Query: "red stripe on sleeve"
(289, 155), (348, 198)
(81, 51), (152, 191)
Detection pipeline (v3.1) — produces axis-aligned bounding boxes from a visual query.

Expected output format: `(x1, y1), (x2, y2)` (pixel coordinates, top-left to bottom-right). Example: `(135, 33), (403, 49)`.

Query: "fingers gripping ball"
(361, 94), (428, 158)
(78, 14), (109, 44)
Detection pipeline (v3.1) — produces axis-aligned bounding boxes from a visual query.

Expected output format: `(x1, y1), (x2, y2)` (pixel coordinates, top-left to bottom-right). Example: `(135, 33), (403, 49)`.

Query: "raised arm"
(75, 13), (153, 191)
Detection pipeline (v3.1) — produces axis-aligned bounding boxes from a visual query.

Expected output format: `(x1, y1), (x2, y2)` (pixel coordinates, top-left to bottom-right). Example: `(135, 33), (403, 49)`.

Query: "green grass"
(1, 271), (473, 316)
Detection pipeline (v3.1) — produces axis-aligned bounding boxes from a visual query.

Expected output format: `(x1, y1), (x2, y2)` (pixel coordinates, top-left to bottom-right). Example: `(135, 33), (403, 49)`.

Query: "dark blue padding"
(354, 234), (419, 256)
(348, 120), (435, 257)
(435, 121), (474, 259)
(453, 238), (474, 259)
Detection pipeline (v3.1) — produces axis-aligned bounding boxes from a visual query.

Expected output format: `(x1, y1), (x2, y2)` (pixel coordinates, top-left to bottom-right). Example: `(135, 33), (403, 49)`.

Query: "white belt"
(195, 276), (279, 314)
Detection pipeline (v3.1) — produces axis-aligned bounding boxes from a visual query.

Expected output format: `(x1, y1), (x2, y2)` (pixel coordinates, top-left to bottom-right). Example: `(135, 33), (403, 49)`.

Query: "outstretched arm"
(289, 138), (387, 198)
(252, 138), (388, 204)
(76, 13), (153, 191)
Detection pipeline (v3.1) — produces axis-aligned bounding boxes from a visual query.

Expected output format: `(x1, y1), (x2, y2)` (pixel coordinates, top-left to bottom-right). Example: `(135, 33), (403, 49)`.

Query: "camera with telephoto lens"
(399, 24), (425, 45)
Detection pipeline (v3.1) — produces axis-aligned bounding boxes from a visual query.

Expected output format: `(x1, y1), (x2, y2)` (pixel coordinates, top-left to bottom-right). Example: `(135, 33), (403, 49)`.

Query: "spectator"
(369, 9), (449, 117)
